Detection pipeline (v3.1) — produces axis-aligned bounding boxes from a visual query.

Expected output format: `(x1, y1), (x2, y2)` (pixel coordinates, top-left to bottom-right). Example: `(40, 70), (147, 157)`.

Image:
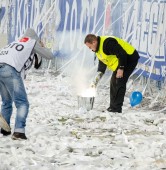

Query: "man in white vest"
(0, 28), (54, 140)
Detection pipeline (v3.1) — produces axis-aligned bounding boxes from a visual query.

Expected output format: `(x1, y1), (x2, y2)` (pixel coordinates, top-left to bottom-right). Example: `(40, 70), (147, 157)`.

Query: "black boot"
(107, 107), (122, 113)
(1, 128), (11, 136)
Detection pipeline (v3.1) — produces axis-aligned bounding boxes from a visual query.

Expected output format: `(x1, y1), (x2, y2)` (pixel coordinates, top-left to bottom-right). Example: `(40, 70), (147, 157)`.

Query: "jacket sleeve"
(97, 59), (107, 74)
(103, 37), (128, 69)
(33, 41), (54, 60)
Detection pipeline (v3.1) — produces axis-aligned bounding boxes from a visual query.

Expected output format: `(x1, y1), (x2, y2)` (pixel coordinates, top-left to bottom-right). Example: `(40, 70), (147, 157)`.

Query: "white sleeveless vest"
(0, 37), (36, 72)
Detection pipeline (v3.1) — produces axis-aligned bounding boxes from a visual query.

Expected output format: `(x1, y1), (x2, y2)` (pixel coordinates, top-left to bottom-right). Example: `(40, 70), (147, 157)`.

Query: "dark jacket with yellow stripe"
(95, 36), (140, 73)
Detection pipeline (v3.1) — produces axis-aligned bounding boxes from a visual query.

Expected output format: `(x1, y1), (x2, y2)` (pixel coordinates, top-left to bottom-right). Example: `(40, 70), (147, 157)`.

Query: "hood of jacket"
(23, 28), (39, 41)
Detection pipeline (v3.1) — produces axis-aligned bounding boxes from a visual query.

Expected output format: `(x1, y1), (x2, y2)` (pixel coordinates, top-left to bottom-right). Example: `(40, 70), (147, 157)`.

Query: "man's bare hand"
(116, 69), (124, 78)
(40, 41), (44, 47)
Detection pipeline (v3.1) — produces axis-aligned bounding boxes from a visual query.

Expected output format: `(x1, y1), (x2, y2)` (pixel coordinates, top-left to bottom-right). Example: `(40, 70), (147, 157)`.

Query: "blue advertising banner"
(129, 0), (166, 81)
(57, 0), (104, 32)
(7, 0), (105, 41)
(1, 0), (166, 81)
(6, 0), (105, 57)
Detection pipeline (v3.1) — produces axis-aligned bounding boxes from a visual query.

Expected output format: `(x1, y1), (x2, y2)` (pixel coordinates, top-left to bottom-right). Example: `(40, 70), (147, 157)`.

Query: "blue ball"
(130, 91), (143, 107)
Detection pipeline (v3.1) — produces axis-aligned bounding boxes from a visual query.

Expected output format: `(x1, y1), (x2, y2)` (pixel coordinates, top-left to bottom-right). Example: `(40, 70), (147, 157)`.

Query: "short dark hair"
(84, 34), (97, 44)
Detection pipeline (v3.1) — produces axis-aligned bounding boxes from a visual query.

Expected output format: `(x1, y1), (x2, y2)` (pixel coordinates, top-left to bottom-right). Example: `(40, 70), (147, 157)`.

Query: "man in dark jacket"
(84, 34), (140, 113)
(0, 28), (54, 140)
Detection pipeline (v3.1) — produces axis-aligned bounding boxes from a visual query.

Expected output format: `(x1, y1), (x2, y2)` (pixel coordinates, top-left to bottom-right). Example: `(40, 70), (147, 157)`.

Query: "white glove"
(90, 71), (103, 88)
(90, 82), (96, 88)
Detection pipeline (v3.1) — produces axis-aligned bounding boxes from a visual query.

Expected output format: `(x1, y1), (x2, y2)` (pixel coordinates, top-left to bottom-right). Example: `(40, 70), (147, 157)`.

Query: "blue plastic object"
(130, 91), (143, 107)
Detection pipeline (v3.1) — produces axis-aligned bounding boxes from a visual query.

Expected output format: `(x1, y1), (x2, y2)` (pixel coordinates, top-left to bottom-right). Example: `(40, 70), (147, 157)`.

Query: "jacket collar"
(95, 36), (100, 52)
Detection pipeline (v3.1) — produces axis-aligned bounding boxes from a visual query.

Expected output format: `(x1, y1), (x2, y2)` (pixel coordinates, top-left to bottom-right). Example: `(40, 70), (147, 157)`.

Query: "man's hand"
(90, 82), (96, 88)
(90, 71), (103, 88)
(39, 41), (44, 47)
(116, 69), (124, 78)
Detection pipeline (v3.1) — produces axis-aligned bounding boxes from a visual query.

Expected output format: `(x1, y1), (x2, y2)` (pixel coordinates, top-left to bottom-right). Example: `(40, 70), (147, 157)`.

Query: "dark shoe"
(1, 128), (11, 136)
(12, 132), (27, 140)
(107, 107), (122, 113)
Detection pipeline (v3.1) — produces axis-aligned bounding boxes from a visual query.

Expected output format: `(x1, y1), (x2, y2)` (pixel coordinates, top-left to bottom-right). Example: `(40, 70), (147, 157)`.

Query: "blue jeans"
(0, 64), (29, 133)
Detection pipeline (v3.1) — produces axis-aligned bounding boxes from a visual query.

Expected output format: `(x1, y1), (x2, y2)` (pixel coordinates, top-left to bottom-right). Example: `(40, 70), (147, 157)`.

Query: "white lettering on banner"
(134, 1), (166, 58)
(138, 1), (150, 57)
(147, 1), (158, 56)
(59, 0), (100, 50)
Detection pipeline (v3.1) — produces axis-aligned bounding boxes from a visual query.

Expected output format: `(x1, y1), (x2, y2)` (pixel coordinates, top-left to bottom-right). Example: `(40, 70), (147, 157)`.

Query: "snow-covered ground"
(0, 70), (166, 170)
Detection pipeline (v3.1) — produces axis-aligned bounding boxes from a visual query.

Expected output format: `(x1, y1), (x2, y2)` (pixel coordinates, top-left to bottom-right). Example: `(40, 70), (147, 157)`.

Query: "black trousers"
(109, 57), (139, 112)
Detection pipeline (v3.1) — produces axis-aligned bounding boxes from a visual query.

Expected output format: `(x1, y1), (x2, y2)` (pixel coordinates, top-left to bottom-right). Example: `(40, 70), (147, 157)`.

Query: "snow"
(0, 70), (166, 170)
